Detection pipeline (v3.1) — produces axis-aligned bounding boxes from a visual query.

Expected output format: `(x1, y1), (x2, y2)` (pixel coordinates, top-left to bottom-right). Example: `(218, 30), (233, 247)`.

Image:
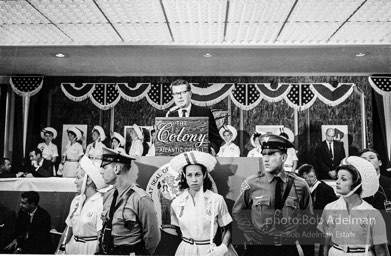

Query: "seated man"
(25, 148), (53, 177)
(158, 79), (222, 154)
(5, 191), (52, 254)
(0, 158), (24, 178)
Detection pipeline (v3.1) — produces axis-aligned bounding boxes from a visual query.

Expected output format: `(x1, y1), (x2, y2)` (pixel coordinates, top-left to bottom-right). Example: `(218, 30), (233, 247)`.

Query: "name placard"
(155, 117), (209, 156)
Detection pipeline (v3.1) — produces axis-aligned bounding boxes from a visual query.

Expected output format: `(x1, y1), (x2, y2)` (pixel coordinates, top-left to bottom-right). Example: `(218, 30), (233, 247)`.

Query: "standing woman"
(111, 132), (126, 154)
(58, 156), (107, 255)
(37, 127), (59, 176)
(170, 151), (232, 256)
(128, 124), (144, 157)
(59, 127), (84, 177)
(217, 125), (240, 157)
(317, 156), (389, 256)
(247, 132), (263, 157)
(86, 126), (106, 167)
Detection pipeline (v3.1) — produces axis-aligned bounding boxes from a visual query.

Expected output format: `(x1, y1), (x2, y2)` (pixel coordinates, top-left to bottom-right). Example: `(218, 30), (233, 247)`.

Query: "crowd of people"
(0, 79), (390, 256)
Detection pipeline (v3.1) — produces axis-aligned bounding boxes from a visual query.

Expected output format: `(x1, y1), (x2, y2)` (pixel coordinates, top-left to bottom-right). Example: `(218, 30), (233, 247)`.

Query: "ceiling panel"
(115, 23), (172, 43)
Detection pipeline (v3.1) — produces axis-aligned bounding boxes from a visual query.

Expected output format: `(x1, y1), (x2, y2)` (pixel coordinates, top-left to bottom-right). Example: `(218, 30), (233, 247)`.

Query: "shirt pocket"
(123, 208), (137, 231)
(251, 196), (272, 228)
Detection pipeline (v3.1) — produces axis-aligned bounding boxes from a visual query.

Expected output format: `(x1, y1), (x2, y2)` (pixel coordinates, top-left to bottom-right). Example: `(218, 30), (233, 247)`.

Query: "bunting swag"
(369, 76), (391, 168)
(60, 81), (355, 111)
(10, 76), (44, 157)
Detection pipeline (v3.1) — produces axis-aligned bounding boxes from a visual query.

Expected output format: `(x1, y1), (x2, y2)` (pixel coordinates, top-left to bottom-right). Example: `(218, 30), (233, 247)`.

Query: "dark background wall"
(6, 76), (375, 173)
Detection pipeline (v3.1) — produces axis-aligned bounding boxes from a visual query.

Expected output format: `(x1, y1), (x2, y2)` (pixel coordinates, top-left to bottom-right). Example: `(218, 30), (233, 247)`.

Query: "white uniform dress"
(63, 142), (84, 177)
(86, 141), (105, 167)
(38, 142), (59, 161)
(128, 138), (143, 157)
(217, 143), (240, 157)
(171, 189), (232, 256)
(317, 197), (387, 256)
(284, 147), (298, 172)
(65, 193), (103, 255)
(247, 147), (263, 157)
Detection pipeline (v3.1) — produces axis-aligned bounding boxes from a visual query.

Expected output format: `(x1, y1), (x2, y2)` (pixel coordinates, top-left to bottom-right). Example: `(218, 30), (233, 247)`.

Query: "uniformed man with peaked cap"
(98, 147), (160, 255)
(232, 133), (313, 256)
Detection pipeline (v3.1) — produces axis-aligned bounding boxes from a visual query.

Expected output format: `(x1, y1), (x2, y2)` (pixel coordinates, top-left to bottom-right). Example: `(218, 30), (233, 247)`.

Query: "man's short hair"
(170, 79), (191, 92)
(359, 148), (381, 159)
(297, 164), (318, 177)
(21, 191), (40, 205)
(0, 157), (10, 166)
(30, 148), (42, 156)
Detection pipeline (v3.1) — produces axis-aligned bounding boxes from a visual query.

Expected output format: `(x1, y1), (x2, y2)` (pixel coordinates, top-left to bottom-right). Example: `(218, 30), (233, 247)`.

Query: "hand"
(5, 239), (17, 251)
(206, 244), (228, 256)
(16, 172), (25, 178)
(328, 170), (337, 179)
(25, 173), (34, 178)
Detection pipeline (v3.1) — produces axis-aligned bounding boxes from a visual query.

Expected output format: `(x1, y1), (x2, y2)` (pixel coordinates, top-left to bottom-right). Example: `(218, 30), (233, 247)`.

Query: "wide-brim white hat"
(41, 127), (57, 140)
(169, 151), (217, 174)
(250, 132), (262, 147)
(340, 156), (379, 198)
(67, 127), (83, 141)
(132, 124), (143, 140)
(93, 125), (106, 141)
(219, 125), (237, 141)
(79, 155), (107, 190)
(111, 132), (125, 146)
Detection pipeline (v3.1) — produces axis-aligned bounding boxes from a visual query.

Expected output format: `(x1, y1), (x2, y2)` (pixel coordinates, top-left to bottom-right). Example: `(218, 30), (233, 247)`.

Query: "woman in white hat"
(128, 124), (144, 157)
(59, 127), (84, 177)
(111, 132), (126, 154)
(217, 125), (240, 157)
(37, 127), (59, 176)
(86, 126), (106, 167)
(317, 156), (388, 256)
(57, 156), (107, 255)
(247, 132), (263, 157)
(170, 151), (232, 256)
(279, 132), (298, 172)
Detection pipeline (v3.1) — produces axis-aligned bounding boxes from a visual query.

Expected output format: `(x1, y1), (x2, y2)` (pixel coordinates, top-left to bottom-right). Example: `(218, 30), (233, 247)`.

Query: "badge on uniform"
(384, 201), (391, 213)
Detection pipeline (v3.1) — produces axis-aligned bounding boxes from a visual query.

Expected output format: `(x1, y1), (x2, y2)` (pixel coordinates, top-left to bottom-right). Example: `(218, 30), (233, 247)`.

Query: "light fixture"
(202, 53), (213, 58)
(53, 53), (68, 58)
(355, 53), (366, 57)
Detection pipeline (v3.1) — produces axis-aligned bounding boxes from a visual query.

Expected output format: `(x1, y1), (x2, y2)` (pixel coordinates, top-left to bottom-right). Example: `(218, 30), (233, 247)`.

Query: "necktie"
(182, 109), (187, 117)
(274, 176), (282, 209)
(109, 189), (119, 221)
(328, 142), (333, 159)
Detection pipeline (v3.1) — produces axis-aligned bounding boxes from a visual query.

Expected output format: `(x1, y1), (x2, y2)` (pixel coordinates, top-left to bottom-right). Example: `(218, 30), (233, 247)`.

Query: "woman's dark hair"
(141, 128), (150, 156)
(179, 164), (213, 192)
(336, 164), (362, 195)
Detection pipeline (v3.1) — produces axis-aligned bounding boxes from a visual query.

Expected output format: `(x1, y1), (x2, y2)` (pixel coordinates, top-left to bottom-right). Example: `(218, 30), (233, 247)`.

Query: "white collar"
(310, 180), (321, 193)
(179, 104), (192, 116)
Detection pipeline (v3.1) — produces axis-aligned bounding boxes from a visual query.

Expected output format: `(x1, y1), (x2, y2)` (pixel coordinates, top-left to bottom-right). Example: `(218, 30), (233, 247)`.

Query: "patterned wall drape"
(368, 76), (391, 168)
(60, 82), (356, 111)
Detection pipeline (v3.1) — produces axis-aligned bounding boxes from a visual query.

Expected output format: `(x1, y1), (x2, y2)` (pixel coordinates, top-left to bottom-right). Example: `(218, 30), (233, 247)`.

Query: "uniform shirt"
(37, 142), (59, 161)
(247, 147), (263, 158)
(317, 197), (387, 248)
(284, 148), (298, 172)
(86, 141), (105, 166)
(64, 142), (84, 161)
(232, 171), (312, 241)
(128, 139), (143, 157)
(102, 186), (160, 255)
(217, 143), (240, 157)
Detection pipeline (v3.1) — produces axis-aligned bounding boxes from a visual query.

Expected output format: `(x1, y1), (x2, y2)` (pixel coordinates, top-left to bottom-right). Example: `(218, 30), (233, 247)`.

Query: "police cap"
(101, 147), (135, 168)
(260, 132), (294, 152)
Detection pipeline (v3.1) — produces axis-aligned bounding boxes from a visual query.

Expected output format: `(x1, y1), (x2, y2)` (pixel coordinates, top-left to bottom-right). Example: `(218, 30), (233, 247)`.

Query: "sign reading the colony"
(155, 117), (209, 156)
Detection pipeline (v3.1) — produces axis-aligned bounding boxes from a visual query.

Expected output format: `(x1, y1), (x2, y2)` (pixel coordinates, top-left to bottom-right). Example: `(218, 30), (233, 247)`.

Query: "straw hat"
(40, 127), (57, 140)
(67, 127), (83, 141)
(131, 124), (143, 140)
(111, 132), (125, 146)
(340, 156), (379, 198)
(92, 125), (106, 141)
(79, 155), (107, 190)
(169, 151), (217, 174)
(219, 125), (237, 142)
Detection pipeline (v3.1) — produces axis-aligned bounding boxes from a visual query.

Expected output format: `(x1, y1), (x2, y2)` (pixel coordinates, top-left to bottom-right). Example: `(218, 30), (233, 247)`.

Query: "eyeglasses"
(172, 90), (189, 97)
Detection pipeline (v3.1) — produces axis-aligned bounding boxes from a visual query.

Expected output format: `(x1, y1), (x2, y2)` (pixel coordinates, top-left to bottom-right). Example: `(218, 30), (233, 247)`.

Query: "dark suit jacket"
(26, 159), (53, 177)
(15, 206), (52, 254)
(0, 204), (15, 252)
(162, 105), (223, 153)
(311, 181), (338, 211)
(315, 140), (346, 180)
